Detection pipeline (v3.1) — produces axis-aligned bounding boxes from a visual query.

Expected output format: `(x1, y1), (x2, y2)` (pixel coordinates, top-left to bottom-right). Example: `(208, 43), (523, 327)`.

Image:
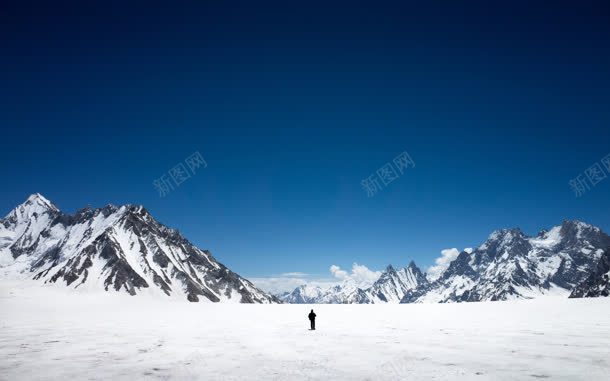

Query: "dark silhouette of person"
(308, 309), (316, 330)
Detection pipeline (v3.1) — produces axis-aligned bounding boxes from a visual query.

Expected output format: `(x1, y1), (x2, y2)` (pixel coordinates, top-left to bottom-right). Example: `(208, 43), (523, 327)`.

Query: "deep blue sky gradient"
(1, 1), (610, 279)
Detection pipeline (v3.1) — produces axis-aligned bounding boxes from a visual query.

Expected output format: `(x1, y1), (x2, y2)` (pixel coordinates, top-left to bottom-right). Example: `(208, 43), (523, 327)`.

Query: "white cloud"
(253, 248), (479, 295)
(249, 277), (305, 294)
(426, 248), (461, 281)
(329, 263), (382, 288)
(252, 263), (383, 294)
(250, 276), (336, 295)
(329, 265), (348, 280)
(280, 272), (308, 277)
(250, 270), (332, 294)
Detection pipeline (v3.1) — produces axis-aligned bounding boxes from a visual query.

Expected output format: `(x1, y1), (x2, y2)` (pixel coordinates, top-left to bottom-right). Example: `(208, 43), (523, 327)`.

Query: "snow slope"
(281, 221), (610, 305)
(402, 221), (610, 303)
(0, 194), (277, 303)
(1, 280), (609, 381)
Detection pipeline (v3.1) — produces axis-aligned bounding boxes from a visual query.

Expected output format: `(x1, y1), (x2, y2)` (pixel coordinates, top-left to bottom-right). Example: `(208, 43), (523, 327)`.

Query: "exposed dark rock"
(0, 194), (278, 303)
(570, 248), (610, 298)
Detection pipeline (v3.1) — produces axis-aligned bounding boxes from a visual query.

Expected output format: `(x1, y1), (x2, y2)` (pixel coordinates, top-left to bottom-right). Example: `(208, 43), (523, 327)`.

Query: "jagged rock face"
(0, 194), (279, 303)
(401, 221), (610, 303)
(570, 248), (610, 298)
(366, 262), (428, 303)
(280, 262), (428, 304)
(281, 221), (610, 305)
(279, 220), (610, 305)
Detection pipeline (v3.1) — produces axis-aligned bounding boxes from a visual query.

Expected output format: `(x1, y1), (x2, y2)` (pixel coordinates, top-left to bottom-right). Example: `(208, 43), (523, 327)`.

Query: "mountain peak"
(479, 227), (528, 252)
(488, 227), (523, 240)
(27, 192), (46, 202)
(25, 193), (58, 211)
(123, 204), (153, 219)
(561, 219), (597, 231)
(406, 261), (425, 277)
(3, 193), (59, 221)
(1, 194), (278, 303)
(557, 220), (608, 249)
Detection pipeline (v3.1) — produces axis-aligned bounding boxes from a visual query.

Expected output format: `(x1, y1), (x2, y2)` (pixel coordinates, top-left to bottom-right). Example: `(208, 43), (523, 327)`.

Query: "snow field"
(1, 281), (609, 381)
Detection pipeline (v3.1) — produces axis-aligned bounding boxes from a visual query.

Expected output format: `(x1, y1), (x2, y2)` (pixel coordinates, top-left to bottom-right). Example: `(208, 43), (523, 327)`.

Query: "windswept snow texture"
(1, 281), (609, 381)
(0, 194), (278, 303)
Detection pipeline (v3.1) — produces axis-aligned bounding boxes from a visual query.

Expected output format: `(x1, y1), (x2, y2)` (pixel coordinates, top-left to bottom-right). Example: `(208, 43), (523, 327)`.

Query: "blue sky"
(1, 1), (610, 291)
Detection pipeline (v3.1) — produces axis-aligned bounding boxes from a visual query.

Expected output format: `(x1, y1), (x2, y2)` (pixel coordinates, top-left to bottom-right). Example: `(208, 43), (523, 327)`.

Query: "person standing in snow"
(308, 309), (316, 330)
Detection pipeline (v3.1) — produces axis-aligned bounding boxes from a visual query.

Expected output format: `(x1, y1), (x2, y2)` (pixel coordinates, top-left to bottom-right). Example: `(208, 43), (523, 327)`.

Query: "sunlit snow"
(1, 281), (608, 381)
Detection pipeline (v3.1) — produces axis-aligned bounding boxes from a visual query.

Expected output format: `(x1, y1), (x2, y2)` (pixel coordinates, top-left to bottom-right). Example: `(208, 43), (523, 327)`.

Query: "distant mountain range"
(278, 262), (428, 304)
(2, 194), (609, 304)
(0, 194), (278, 303)
(279, 221), (610, 303)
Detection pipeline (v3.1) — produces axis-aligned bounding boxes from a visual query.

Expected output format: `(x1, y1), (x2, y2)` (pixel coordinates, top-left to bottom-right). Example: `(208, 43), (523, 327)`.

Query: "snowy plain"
(1, 281), (609, 381)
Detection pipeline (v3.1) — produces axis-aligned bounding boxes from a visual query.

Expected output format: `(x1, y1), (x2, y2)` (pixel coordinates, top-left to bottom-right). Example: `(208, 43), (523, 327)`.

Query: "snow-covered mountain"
(278, 284), (326, 304)
(402, 221), (610, 303)
(0, 194), (279, 303)
(366, 262), (428, 303)
(278, 279), (369, 304)
(279, 262), (428, 304)
(570, 248), (610, 298)
(279, 220), (610, 304)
